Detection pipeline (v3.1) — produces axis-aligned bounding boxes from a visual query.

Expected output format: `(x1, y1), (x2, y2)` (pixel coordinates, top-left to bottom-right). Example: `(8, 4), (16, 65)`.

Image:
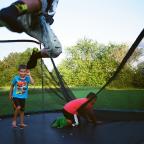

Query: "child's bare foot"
(12, 121), (17, 128)
(19, 123), (28, 129)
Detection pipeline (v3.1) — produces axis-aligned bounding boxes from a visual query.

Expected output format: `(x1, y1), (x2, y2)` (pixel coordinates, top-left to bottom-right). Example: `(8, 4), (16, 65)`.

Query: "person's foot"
(12, 121), (17, 128)
(0, 8), (23, 33)
(27, 48), (41, 69)
(96, 121), (103, 124)
(19, 123), (28, 129)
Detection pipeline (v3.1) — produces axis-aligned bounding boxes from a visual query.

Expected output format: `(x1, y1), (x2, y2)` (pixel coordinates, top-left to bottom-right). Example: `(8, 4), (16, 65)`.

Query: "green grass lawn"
(95, 89), (144, 110)
(0, 87), (144, 116)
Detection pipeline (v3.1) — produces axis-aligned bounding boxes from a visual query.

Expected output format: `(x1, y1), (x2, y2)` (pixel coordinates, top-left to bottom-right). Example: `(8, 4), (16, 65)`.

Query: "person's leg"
(20, 111), (24, 125)
(26, 15), (62, 69)
(20, 111), (27, 128)
(62, 109), (76, 127)
(66, 119), (73, 126)
(12, 106), (21, 127)
(21, 0), (41, 13)
(72, 114), (79, 126)
(19, 99), (27, 128)
(12, 98), (21, 127)
(40, 15), (62, 56)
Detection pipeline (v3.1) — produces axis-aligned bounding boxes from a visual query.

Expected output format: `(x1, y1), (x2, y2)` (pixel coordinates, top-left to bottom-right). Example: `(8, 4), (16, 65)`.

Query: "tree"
(0, 48), (51, 86)
(58, 38), (128, 87)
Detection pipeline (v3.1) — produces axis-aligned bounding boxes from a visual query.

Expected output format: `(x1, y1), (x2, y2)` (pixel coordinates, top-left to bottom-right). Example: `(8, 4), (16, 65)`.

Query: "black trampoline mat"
(0, 112), (144, 144)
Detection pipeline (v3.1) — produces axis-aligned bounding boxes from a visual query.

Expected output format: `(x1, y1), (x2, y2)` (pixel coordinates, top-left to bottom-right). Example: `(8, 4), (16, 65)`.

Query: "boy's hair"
(86, 92), (97, 99)
(18, 64), (27, 70)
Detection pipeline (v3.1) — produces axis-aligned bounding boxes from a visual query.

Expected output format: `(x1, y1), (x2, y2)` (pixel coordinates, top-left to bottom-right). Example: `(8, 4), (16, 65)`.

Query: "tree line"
(0, 39), (144, 88)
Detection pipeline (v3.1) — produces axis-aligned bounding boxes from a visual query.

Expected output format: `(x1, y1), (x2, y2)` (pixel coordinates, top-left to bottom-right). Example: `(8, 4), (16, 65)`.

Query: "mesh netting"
(0, 29), (144, 117)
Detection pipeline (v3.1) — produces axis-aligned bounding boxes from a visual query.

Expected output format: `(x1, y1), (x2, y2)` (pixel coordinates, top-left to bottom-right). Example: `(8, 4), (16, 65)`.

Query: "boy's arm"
(86, 109), (96, 124)
(9, 85), (14, 100)
(79, 108), (96, 124)
(27, 70), (34, 84)
(29, 74), (34, 84)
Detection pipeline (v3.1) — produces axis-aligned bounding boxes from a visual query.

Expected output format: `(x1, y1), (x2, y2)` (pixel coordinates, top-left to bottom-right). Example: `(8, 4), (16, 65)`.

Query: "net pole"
(0, 39), (40, 44)
(50, 58), (75, 102)
(95, 28), (144, 96)
(40, 44), (45, 111)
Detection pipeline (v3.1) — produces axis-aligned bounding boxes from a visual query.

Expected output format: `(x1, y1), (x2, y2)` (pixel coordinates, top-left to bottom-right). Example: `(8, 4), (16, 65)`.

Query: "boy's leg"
(12, 107), (21, 127)
(40, 15), (62, 57)
(19, 99), (27, 128)
(21, 0), (41, 13)
(62, 109), (76, 127)
(19, 111), (28, 128)
(72, 114), (79, 127)
(20, 111), (24, 125)
(12, 98), (21, 127)
(26, 15), (62, 69)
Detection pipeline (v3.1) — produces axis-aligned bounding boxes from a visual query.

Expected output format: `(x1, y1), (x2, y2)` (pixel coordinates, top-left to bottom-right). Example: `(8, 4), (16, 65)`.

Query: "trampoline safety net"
(0, 29), (144, 117)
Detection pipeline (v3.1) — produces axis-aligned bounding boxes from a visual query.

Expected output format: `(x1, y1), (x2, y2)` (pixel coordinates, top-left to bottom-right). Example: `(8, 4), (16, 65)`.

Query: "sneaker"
(0, 8), (23, 33)
(27, 48), (41, 69)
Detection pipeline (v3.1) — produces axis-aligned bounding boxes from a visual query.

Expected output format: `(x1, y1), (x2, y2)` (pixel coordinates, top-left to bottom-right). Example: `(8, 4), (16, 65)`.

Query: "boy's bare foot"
(12, 121), (17, 128)
(19, 123), (28, 129)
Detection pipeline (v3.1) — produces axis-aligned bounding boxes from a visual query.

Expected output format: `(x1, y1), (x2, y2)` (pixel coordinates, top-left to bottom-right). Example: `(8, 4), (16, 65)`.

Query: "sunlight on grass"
(1, 87), (144, 116)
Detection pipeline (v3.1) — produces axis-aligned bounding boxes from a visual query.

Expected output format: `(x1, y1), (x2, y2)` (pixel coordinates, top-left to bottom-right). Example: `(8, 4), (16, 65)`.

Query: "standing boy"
(9, 65), (34, 128)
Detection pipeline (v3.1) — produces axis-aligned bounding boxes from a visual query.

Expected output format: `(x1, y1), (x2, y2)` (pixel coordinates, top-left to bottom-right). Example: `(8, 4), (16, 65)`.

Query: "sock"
(12, 1), (28, 15)
(32, 48), (42, 58)
(35, 51), (42, 58)
(73, 114), (79, 126)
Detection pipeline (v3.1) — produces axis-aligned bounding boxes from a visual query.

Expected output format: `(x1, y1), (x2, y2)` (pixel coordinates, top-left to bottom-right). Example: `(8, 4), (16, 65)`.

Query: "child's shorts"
(12, 98), (26, 111)
(63, 109), (78, 123)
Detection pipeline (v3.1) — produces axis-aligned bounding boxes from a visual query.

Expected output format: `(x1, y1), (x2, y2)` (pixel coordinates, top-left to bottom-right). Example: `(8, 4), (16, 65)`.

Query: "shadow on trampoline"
(0, 110), (144, 144)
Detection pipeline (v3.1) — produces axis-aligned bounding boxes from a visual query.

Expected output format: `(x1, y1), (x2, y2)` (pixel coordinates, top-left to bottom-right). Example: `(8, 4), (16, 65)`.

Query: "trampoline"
(0, 30), (144, 144)
(0, 110), (144, 144)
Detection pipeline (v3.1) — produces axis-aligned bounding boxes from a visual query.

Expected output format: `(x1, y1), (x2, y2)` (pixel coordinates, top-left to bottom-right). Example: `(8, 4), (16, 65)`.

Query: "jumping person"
(9, 65), (34, 128)
(0, 0), (62, 69)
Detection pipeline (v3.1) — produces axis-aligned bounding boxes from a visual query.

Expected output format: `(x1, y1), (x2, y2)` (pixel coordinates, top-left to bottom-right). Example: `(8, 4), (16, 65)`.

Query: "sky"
(0, 0), (144, 65)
